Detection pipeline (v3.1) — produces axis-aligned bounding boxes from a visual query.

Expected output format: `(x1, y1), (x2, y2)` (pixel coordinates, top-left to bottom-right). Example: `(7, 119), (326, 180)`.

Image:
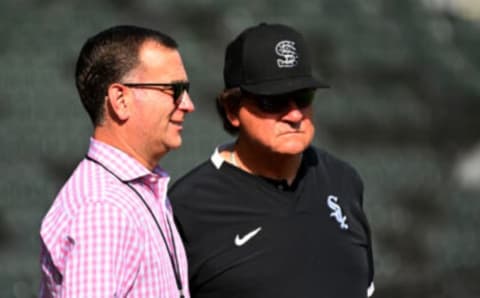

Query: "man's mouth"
(170, 120), (184, 127)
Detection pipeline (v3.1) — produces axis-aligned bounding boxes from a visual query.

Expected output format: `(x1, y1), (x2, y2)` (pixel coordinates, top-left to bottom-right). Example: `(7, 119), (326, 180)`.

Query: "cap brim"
(240, 76), (329, 96)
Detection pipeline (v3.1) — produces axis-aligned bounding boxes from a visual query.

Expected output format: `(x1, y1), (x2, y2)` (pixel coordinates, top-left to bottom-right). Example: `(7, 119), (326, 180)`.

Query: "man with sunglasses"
(169, 23), (374, 298)
(39, 25), (194, 297)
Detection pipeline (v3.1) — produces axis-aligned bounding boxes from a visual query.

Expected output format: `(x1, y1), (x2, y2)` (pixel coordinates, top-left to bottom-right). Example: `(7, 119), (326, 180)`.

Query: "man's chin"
(166, 138), (183, 151)
(274, 142), (309, 155)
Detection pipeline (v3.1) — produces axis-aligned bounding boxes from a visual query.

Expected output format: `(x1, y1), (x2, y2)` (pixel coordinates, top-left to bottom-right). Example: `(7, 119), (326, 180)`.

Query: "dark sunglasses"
(245, 90), (315, 114)
(122, 82), (190, 105)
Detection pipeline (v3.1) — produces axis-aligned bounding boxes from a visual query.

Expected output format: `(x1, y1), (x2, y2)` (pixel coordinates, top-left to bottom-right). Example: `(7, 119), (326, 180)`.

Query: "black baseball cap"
(223, 23), (329, 96)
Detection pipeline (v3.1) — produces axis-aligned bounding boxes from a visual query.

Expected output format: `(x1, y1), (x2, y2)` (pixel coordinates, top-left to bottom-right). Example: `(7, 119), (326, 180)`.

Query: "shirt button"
(146, 174), (159, 184)
(277, 184), (284, 190)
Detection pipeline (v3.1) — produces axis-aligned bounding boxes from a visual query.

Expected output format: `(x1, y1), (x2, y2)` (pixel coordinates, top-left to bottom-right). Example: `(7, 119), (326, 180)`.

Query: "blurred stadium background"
(1, 0), (479, 297)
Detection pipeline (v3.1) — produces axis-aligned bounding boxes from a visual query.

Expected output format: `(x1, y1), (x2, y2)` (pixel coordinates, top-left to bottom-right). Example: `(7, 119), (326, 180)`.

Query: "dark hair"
(75, 25), (178, 125)
(215, 87), (243, 135)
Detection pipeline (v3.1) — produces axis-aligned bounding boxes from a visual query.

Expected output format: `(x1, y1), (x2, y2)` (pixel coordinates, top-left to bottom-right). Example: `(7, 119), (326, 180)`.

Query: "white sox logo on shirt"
(275, 40), (298, 68)
(327, 195), (349, 230)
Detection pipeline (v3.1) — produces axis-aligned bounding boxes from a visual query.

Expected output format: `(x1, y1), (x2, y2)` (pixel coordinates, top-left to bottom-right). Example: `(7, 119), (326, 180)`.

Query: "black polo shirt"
(169, 146), (374, 298)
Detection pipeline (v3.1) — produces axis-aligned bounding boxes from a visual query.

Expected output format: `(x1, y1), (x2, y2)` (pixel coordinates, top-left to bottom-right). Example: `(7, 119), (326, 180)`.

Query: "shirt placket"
(143, 173), (174, 255)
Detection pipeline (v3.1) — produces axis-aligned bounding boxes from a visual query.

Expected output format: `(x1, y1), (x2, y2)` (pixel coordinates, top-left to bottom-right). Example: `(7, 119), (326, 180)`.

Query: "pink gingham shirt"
(40, 138), (190, 297)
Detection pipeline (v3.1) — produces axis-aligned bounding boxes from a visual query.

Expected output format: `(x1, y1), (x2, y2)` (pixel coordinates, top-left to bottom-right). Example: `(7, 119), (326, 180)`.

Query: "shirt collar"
(87, 138), (169, 182)
(210, 142), (235, 169)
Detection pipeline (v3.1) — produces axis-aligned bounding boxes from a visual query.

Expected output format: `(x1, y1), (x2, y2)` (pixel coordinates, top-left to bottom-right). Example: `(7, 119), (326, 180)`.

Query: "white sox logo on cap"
(275, 40), (298, 68)
(223, 23), (329, 93)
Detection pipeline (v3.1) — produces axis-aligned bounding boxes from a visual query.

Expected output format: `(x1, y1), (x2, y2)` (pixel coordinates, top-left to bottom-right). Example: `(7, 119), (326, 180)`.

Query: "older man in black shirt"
(169, 23), (375, 298)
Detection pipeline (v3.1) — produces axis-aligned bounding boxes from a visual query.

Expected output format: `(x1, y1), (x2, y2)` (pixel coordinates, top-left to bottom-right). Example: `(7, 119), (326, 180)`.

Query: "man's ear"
(225, 103), (240, 128)
(106, 83), (131, 121)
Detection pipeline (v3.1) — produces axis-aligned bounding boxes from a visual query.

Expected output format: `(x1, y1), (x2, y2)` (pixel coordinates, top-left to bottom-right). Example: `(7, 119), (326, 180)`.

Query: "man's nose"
(178, 91), (195, 112)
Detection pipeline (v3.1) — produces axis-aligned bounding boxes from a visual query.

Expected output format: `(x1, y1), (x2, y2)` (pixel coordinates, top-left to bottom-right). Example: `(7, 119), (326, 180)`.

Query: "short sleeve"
(62, 202), (144, 297)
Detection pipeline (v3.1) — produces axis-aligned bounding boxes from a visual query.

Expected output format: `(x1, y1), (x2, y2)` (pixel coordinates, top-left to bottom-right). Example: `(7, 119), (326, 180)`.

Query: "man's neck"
(93, 126), (158, 171)
(231, 141), (303, 185)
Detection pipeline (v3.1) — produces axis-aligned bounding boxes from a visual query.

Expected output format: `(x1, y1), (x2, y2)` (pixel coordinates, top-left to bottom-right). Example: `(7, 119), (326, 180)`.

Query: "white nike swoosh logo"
(234, 227), (262, 246)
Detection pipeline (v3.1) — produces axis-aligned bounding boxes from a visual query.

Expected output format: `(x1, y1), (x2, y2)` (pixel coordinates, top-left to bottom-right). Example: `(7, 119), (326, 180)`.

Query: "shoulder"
(305, 146), (364, 191)
(169, 160), (217, 198)
(45, 160), (144, 228)
(306, 147), (360, 175)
